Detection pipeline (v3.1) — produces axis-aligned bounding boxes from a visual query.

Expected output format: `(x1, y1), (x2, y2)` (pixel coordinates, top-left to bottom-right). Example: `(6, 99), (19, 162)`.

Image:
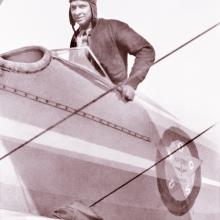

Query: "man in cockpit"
(69, 0), (155, 101)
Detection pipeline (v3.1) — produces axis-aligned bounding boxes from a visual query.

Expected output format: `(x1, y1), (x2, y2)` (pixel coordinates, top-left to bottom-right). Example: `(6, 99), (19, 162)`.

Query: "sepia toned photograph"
(0, 0), (219, 219)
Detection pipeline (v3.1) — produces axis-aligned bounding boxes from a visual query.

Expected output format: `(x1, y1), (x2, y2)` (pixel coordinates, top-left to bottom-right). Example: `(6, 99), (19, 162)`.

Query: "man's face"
(70, 1), (92, 28)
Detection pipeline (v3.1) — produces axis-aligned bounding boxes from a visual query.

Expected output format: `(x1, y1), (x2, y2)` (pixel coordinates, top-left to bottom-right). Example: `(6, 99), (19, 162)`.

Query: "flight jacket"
(70, 18), (155, 89)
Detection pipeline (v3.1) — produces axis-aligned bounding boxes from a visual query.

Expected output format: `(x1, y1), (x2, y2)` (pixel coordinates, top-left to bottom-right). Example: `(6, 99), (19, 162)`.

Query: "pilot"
(69, 0), (155, 101)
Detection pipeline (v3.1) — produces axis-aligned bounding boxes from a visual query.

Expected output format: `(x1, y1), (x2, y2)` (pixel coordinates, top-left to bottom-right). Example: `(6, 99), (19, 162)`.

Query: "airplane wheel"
(156, 127), (201, 216)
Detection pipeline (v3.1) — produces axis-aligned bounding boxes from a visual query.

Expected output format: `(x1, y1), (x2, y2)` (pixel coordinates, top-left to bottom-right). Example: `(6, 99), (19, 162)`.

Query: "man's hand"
(120, 84), (135, 101)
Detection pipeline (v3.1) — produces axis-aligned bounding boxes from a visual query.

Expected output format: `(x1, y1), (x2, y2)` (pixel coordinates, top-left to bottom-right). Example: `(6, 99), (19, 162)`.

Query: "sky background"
(0, 0), (220, 147)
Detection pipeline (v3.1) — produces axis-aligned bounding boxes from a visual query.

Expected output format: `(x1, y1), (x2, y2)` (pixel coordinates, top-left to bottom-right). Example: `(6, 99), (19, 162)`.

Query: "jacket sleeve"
(113, 20), (155, 89)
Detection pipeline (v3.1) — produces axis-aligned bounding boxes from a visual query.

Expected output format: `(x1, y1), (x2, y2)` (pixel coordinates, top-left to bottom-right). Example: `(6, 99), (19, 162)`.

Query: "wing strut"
(0, 22), (219, 162)
(89, 122), (217, 207)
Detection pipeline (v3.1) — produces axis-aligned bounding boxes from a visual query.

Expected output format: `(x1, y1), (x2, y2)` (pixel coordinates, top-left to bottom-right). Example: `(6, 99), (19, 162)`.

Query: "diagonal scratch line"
(89, 123), (217, 207)
(0, 86), (116, 161)
(0, 22), (219, 161)
(154, 22), (220, 64)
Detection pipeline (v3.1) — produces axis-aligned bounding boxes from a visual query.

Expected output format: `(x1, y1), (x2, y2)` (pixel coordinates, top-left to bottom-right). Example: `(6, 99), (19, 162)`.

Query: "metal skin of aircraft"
(0, 45), (219, 220)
